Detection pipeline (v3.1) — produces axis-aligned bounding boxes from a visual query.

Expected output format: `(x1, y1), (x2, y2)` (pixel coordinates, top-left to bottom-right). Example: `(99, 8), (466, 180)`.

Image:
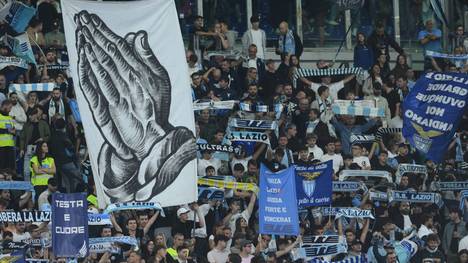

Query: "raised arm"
(110, 213), (123, 233)
(143, 210), (160, 235)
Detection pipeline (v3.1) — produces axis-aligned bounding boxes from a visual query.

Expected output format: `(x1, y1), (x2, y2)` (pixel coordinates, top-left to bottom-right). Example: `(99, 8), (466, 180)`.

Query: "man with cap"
(172, 203), (205, 239)
(242, 15), (266, 60)
(37, 177), (59, 210)
(207, 234), (230, 263)
(239, 239), (254, 262)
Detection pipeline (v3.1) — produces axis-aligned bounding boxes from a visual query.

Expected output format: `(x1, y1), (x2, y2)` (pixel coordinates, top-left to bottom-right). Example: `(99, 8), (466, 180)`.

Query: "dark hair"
(1, 99), (12, 107)
(177, 244), (188, 252)
(214, 234), (227, 245)
(53, 118), (66, 130)
(205, 166), (215, 172)
(317, 85), (329, 96)
(34, 141), (49, 166)
(52, 87), (61, 92)
(275, 148), (285, 157)
(247, 159), (257, 167)
(228, 254), (242, 263)
(126, 217), (137, 225)
(233, 163), (245, 172)
(9, 92), (17, 97)
(426, 233), (439, 243)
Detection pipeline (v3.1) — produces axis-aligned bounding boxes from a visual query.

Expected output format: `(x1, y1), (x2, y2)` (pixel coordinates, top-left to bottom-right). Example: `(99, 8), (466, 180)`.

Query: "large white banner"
(61, 0), (197, 208)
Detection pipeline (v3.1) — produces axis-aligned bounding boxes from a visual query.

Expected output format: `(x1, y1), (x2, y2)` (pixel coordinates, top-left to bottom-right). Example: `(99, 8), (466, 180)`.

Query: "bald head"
(279, 21), (289, 35)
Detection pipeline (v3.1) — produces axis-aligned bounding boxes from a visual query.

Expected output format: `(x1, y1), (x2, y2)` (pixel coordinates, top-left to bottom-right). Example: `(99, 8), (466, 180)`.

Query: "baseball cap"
(177, 207), (190, 217)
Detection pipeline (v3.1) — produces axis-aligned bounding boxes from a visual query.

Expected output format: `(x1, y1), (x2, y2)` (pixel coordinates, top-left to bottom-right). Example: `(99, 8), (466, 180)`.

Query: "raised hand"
(75, 11), (196, 202)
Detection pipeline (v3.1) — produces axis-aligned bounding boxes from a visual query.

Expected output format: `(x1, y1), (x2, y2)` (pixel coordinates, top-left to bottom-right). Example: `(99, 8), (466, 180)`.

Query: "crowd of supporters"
(0, 1), (467, 263)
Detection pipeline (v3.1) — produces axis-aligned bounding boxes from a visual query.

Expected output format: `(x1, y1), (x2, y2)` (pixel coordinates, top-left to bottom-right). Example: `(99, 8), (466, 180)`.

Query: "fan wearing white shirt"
(306, 133), (323, 160)
(351, 143), (371, 170)
(307, 72), (356, 101)
(242, 15), (266, 59)
(418, 214), (435, 239)
(320, 139), (343, 174)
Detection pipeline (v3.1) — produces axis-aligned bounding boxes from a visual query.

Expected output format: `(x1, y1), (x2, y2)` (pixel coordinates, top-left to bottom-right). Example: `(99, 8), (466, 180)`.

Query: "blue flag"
(259, 165), (299, 236)
(3, 33), (36, 64)
(4, 2), (36, 33)
(52, 193), (88, 258)
(402, 72), (468, 163)
(295, 161), (333, 207)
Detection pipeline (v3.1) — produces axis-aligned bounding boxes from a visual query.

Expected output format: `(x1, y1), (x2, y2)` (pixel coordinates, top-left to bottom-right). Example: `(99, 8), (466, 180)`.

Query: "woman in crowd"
(30, 141), (55, 203)
(391, 54), (410, 79)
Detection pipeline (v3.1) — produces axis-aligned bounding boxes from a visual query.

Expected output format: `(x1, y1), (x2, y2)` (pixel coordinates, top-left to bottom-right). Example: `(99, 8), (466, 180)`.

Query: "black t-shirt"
(415, 248), (446, 263)
(382, 89), (400, 117)
(29, 122), (40, 145)
(172, 219), (198, 239)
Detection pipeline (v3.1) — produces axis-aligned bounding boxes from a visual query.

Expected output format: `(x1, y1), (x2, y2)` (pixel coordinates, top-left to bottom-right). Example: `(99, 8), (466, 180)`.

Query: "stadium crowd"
(0, 0), (467, 263)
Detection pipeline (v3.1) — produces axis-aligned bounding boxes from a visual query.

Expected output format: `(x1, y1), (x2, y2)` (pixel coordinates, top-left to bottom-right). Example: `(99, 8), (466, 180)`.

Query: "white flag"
(61, 0), (197, 208)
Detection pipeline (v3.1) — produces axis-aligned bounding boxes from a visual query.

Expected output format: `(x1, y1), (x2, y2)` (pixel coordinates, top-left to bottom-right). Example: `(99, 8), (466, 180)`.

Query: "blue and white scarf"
(239, 102), (284, 113)
(389, 190), (443, 207)
(9, 83), (56, 93)
(333, 181), (367, 192)
(0, 181), (34, 191)
(225, 131), (270, 145)
(375, 128), (402, 140)
(332, 104), (385, 118)
(426, 50), (468, 60)
(0, 55), (28, 70)
(103, 202), (164, 215)
(309, 255), (367, 263)
(435, 181), (468, 191)
(396, 164), (427, 184)
(339, 170), (392, 183)
(228, 118), (278, 130)
(89, 236), (138, 247)
(459, 190), (468, 214)
(278, 30), (295, 56)
(335, 208), (375, 220)
(87, 213), (111, 226)
(193, 100), (237, 111)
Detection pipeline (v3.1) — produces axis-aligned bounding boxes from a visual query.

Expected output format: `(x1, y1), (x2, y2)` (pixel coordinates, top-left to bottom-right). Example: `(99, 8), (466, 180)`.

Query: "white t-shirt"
(417, 224), (433, 239)
(198, 158), (222, 176)
(310, 81), (345, 101)
(13, 231), (31, 243)
(353, 156), (371, 169)
(320, 153), (343, 174)
(229, 209), (251, 235)
(459, 235), (468, 252)
(251, 29), (264, 59)
(207, 248), (230, 263)
(241, 255), (254, 263)
(308, 145), (324, 160)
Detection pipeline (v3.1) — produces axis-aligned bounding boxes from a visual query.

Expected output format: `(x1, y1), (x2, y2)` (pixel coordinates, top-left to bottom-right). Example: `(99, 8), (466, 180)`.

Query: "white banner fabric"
(62, 0), (197, 208)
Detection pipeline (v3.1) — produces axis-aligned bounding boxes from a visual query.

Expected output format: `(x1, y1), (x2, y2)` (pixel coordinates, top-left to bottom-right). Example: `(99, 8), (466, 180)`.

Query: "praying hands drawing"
(75, 11), (196, 202)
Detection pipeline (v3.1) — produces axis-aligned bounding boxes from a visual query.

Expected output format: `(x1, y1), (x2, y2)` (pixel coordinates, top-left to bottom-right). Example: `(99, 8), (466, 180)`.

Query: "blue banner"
(259, 165), (299, 236)
(52, 193), (88, 258)
(5, 2), (36, 33)
(402, 73), (468, 163)
(295, 161), (333, 207)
